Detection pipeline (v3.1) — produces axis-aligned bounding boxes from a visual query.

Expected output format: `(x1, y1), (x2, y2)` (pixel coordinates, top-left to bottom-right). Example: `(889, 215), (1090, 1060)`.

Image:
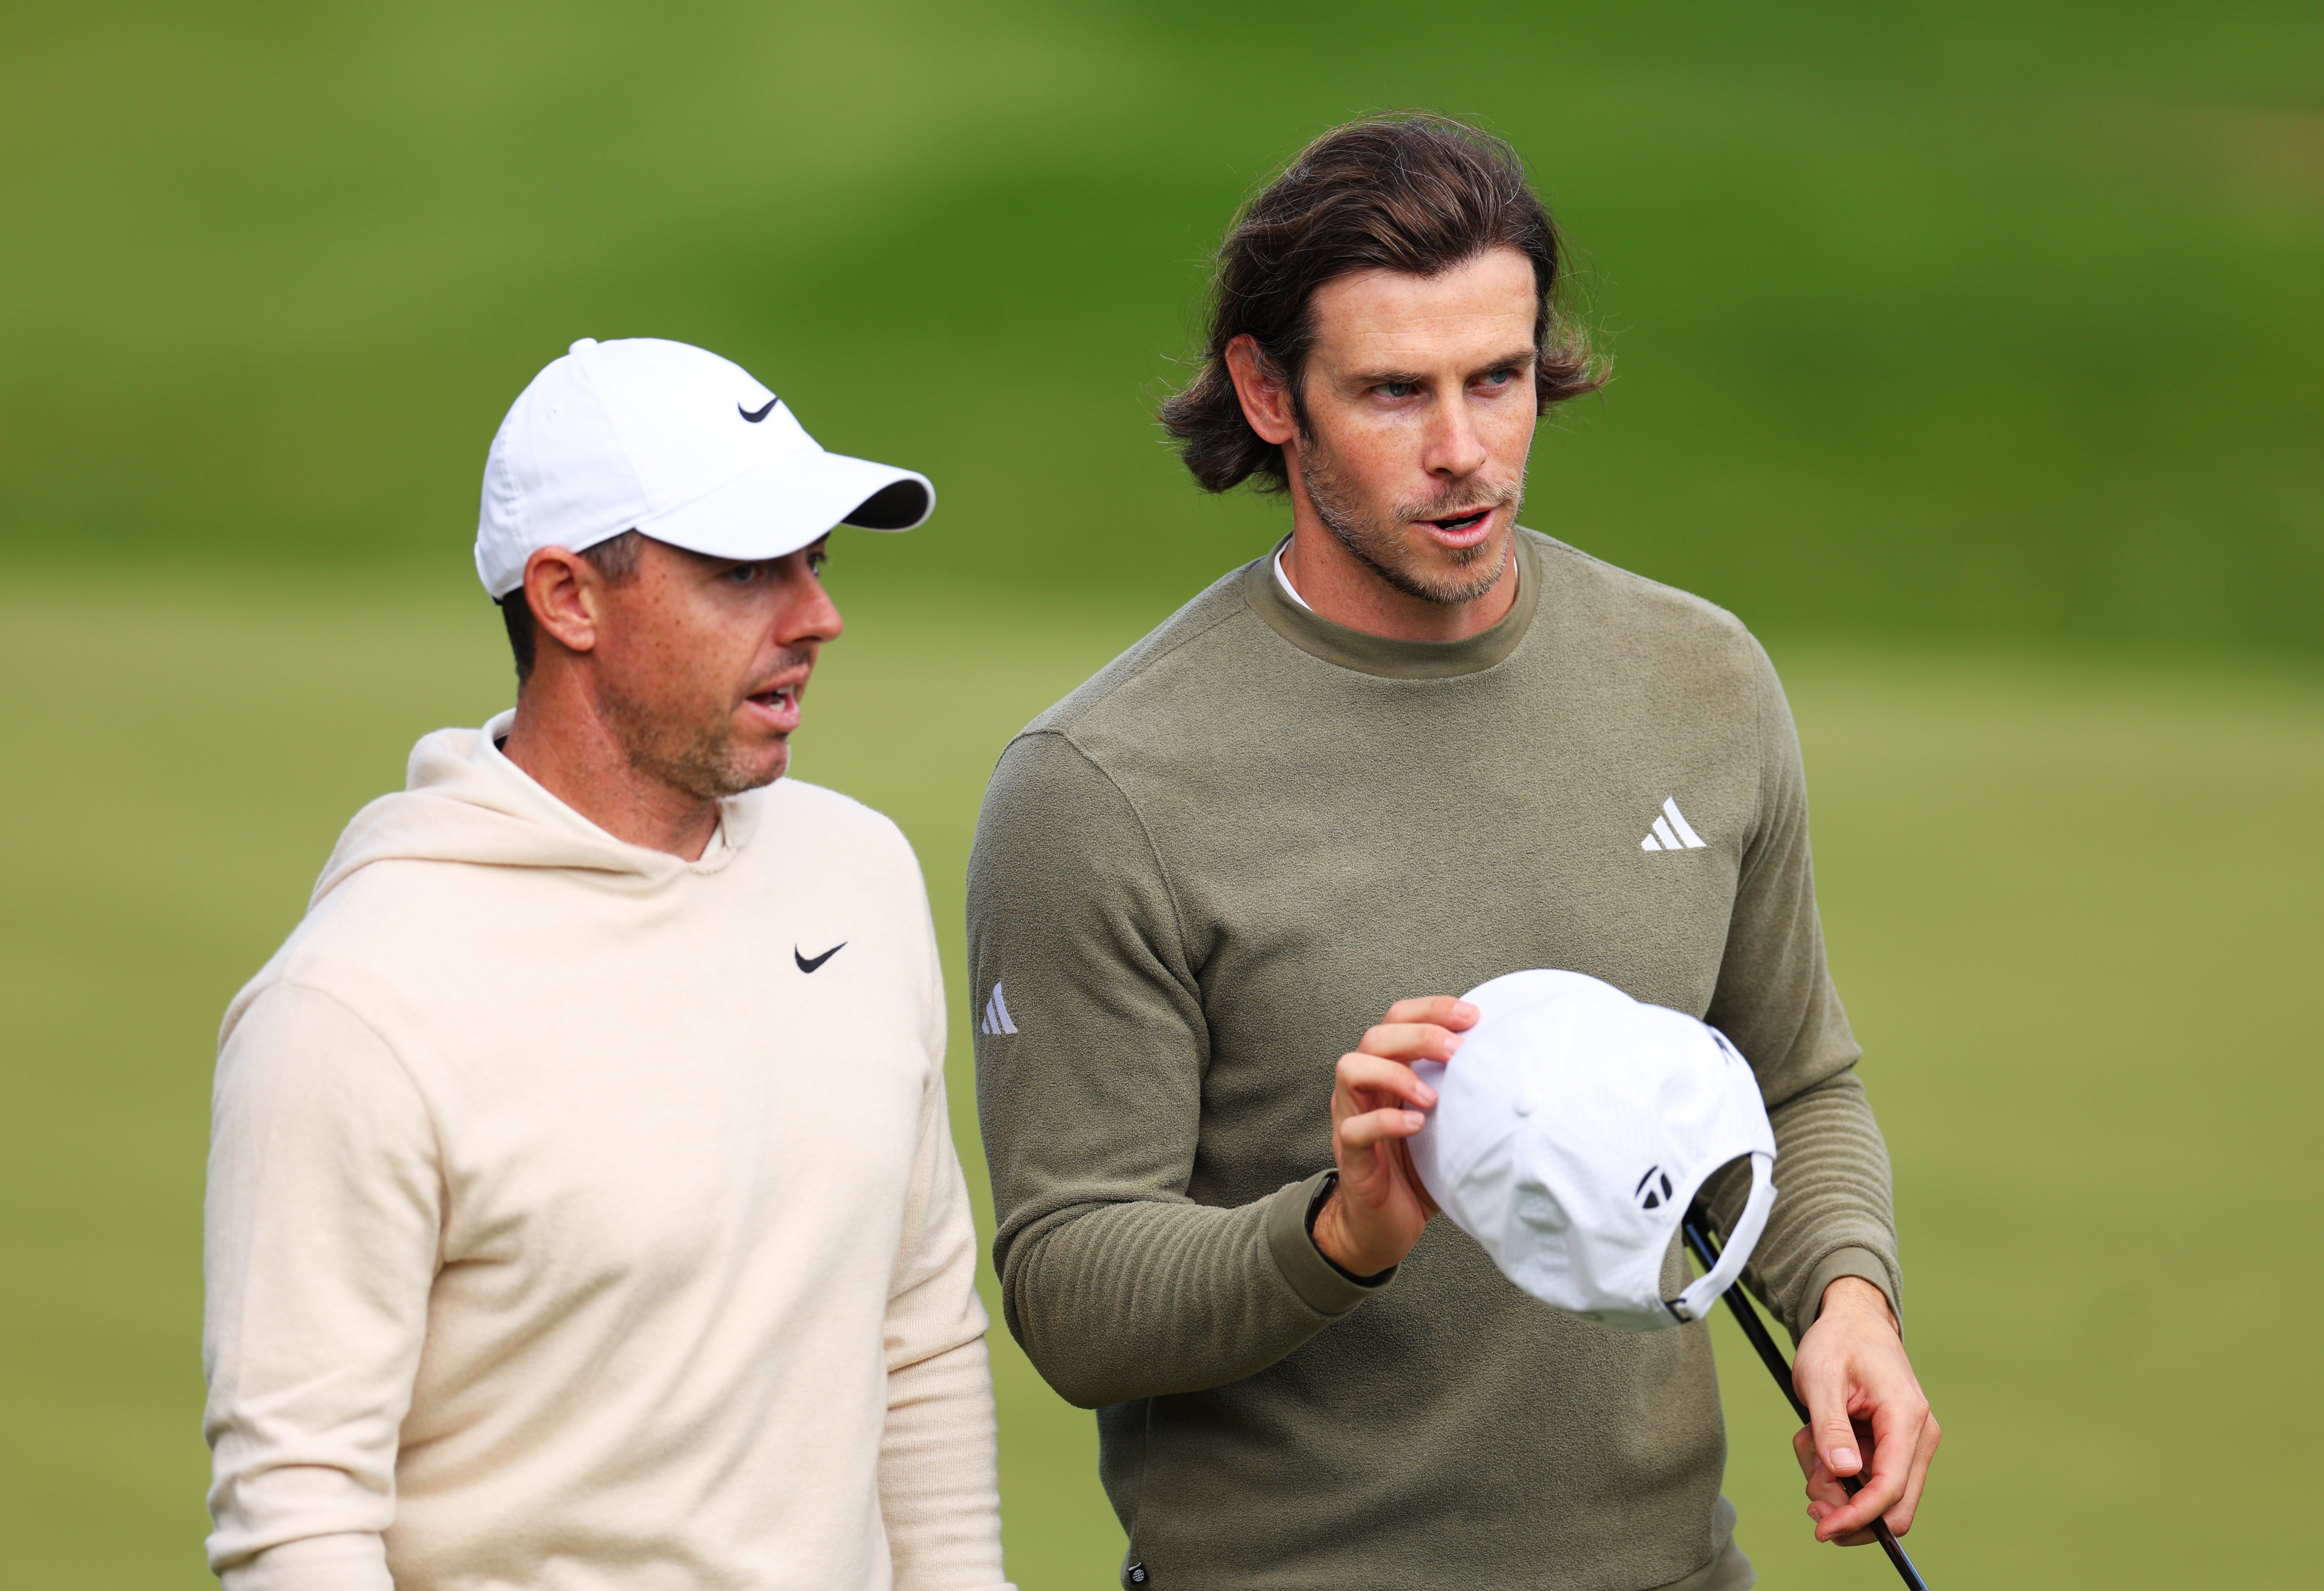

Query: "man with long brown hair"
(969, 115), (1936, 1589)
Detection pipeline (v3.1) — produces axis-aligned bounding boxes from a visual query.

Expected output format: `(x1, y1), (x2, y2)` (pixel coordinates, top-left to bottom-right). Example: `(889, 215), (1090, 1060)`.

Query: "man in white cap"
(969, 117), (1936, 1589)
(203, 337), (1010, 1591)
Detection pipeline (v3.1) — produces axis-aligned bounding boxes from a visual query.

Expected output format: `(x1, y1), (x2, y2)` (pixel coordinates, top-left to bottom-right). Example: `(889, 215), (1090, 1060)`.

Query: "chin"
(1420, 525), (1501, 569)
(723, 722), (792, 785)
(742, 747), (790, 790)
(680, 740), (790, 801)
(1398, 529), (1511, 606)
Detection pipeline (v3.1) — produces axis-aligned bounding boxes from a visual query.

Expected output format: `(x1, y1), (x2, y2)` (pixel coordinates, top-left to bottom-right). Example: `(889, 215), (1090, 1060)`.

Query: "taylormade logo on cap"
(1409, 969), (1777, 1332)
(475, 337), (934, 599)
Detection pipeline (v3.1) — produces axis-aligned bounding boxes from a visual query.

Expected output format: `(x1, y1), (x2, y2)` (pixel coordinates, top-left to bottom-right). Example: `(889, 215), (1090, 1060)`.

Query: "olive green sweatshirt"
(967, 531), (1899, 1591)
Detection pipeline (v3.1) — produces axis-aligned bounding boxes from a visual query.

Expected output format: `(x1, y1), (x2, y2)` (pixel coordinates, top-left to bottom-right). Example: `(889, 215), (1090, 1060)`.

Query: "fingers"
(1887, 1403), (1942, 1536)
(1839, 1400), (1919, 1539)
(1339, 1105), (1426, 1150)
(1379, 996), (1479, 1032)
(1914, 1410), (1943, 1513)
(1335, 1052), (1438, 1112)
(1794, 1337), (1887, 1545)
(1316, 995), (1477, 1279)
(1822, 1366), (1936, 1542)
(1793, 1362), (1940, 1543)
(1788, 1276), (1942, 1545)
(1334, 1056), (1432, 1151)
(1355, 1021), (1465, 1065)
(1792, 1425), (1842, 1495)
(1794, 1340), (1864, 1484)
(1811, 1442), (1897, 1541)
(1329, 1002), (1468, 1198)
(1794, 1423), (1881, 1547)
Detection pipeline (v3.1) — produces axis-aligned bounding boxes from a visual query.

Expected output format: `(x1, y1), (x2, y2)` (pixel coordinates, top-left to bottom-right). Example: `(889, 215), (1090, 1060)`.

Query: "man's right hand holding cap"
(1311, 996), (1482, 1279)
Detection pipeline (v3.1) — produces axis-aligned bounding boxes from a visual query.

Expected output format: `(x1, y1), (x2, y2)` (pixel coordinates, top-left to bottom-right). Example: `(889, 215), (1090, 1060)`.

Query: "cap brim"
(633, 447), (933, 563)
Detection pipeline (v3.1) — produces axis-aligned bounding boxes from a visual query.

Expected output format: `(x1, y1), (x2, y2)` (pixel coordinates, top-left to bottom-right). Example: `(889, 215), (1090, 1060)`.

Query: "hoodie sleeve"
(877, 886), (1009, 1591)
(204, 979), (439, 1591)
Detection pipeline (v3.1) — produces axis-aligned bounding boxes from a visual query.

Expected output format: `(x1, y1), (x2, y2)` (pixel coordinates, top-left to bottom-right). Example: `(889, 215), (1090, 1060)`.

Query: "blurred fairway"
(2, 567), (2317, 1589)
(2, 0), (2319, 651)
(4, 0), (2322, 1587)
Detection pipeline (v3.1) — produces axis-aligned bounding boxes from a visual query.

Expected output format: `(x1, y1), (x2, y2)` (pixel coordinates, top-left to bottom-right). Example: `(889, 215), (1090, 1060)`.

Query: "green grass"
(2, 0), (2319, 650)
(5, 4), (2316, 1582)
(2, 565), (2317, 1588)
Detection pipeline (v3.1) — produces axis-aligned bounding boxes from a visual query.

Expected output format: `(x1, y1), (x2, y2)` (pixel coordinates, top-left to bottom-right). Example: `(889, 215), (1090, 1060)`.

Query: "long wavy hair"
(1160, 113), (1604, 494)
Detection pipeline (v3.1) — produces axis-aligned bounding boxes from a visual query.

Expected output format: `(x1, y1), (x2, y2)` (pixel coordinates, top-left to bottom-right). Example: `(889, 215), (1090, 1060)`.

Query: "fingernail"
(1416, 1084), (1438, 1107)
(1403, 1109), (1425, 1128)
(1834, 1446), (1859, 1472)
(1454, 1001), (1479, 1019)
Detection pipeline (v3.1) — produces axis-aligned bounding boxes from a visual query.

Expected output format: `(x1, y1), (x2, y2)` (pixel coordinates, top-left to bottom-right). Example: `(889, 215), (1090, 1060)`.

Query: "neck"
(1277, 475), (1518, 645)
(499, 666), (722, 861)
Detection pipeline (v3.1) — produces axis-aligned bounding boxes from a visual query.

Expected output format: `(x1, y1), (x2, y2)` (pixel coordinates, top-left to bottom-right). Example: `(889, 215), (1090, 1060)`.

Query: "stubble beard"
(1300, 441), (1524, 607)
(599, 650), (812, 802)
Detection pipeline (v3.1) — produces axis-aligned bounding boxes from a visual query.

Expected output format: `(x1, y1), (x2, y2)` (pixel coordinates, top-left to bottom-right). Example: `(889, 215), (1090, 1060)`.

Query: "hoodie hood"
(310, 709), (761, 907)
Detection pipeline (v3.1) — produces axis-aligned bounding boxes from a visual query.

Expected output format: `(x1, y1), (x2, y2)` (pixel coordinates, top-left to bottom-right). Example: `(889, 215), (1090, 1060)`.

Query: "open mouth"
(745, 685), (801, 727)
(1426, 508), (1492, 533)
(1421, 507), (1495, 539)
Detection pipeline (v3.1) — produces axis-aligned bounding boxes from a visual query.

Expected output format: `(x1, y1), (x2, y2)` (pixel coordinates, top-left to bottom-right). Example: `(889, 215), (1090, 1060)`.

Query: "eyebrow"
(1346, 347), (1539, 387)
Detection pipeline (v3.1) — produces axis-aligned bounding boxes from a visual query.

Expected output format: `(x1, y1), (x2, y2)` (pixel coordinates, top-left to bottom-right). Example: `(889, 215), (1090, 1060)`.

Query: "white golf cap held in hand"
(1409, 969), (1777, 1332)
(475, 337), (934, 598)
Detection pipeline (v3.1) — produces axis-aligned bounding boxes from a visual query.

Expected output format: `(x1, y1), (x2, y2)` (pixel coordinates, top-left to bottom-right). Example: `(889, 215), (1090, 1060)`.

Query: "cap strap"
(1668, 1154), (1776, 1323)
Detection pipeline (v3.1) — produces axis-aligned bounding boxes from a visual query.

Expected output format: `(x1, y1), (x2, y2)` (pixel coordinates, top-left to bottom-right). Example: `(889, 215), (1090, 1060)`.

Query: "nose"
(773, 553), (844, 647)
(1424, 392), (1490, 480)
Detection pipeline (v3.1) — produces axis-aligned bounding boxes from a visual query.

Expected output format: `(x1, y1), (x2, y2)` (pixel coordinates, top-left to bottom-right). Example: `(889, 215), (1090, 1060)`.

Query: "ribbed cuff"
(1263, 1171), (1396, 1317)
(1803, 1245), (1901, 1337)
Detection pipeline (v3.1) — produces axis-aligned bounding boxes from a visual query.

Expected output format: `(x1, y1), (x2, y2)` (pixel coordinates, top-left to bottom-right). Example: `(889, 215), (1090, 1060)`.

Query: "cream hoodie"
(204, 712), (1008, 1591)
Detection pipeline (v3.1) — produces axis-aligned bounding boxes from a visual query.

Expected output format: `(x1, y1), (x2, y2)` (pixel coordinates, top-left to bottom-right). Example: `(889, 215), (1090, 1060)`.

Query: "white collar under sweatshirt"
(203, 712), (1008, 1591)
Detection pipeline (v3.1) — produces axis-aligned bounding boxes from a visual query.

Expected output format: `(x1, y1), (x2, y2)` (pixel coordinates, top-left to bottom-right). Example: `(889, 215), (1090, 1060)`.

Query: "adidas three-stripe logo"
(1640, 797), (1707, 852)
(978, 982), (1018, 1036)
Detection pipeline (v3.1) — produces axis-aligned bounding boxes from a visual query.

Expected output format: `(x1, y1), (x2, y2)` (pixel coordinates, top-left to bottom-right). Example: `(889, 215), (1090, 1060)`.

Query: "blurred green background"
(2, 2), (2318, 1589)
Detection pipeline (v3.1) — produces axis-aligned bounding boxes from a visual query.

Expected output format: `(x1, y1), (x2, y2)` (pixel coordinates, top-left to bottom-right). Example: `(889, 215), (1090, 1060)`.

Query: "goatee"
(598, 648), (813, 801)
(1301, 447), (1523, 607)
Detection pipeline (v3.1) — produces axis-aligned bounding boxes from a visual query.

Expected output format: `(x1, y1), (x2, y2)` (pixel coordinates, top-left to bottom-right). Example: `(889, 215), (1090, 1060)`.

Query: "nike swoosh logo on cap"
(738, 397), (779, 422)
(795, 942), (845, 973)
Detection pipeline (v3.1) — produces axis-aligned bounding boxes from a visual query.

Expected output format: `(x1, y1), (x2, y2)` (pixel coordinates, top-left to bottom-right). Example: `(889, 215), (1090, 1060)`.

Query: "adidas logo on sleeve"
(1639, 797), (1707, 852)
(978, 982), (1018, 1036)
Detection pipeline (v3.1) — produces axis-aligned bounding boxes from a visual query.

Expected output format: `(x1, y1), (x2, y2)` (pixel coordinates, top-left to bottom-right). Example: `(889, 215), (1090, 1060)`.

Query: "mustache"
(1397, 477), (1525, 523)
(745, 647), (818, 694)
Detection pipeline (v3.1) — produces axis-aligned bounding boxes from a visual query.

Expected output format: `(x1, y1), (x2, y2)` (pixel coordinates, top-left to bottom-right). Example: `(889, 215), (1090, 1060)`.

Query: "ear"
(1224, 334), (1298, 446)
(521, 546), (605, 657)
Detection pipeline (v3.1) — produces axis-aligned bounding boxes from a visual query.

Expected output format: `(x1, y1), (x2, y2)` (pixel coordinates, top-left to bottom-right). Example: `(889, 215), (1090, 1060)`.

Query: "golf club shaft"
(1681, 1211), (1930, 1591)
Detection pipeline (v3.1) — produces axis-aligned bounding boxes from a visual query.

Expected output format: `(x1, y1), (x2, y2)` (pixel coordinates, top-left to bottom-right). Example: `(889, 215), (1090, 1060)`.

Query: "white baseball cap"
(1408, 969), (1777, 1332)
(475, 337), (934, 599)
